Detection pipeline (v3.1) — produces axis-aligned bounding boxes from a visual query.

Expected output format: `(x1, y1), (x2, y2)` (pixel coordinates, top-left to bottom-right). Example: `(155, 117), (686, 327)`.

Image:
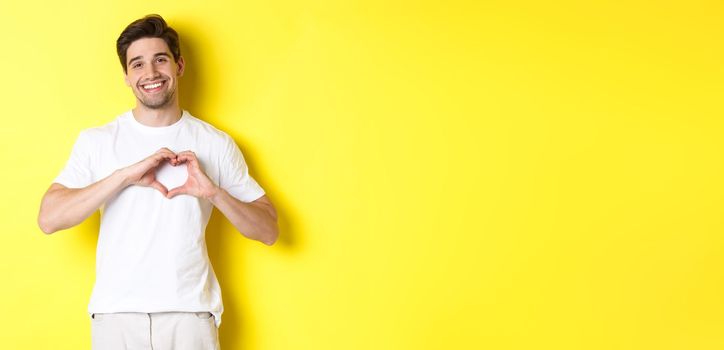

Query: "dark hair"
(116, 14), (181, 74)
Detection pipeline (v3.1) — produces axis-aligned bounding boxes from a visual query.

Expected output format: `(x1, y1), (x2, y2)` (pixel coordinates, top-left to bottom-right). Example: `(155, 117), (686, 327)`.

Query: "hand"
(167, 151), (219, 200)
(122, 147), (178, 196)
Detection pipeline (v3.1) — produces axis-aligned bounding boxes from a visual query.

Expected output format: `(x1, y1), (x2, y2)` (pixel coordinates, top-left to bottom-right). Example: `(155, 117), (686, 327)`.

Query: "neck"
(131, 102), (183, 127)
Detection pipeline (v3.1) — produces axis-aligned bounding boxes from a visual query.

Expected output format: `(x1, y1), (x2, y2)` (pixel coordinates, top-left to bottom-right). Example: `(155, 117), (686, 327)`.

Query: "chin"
(136, 94), (174, 110)
(142, 100), (173, 109)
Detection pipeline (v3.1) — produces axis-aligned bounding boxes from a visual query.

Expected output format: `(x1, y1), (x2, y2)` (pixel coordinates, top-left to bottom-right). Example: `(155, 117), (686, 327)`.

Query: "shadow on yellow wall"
(180, 24), (301, 349)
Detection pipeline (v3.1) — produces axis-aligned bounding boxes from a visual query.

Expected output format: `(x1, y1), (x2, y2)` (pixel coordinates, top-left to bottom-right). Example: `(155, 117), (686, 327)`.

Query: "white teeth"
(143, 82), (162, 89)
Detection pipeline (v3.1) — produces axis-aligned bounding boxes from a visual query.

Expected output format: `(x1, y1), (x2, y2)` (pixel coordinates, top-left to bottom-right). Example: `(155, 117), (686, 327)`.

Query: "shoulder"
(74, 112), (124, 145)
(183, 111), (237, 148)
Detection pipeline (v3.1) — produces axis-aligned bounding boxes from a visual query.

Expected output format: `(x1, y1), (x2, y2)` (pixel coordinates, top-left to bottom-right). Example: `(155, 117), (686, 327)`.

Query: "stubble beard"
(136, 84), (177, 110)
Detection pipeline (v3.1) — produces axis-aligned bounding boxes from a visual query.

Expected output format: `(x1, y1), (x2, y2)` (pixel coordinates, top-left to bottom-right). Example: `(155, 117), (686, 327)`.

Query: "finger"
(157, 148), (179, 160)
(177, 151), (197, 159)
(150, 152), (177, 166)
(171, 155), (183, 165)
(157, 151), (177, 161)
(153, 148), (172, 157)
(150, 181), (169, 196)
(170, 151), (193, 166)
(175, 155), (193, 165)
(147, 152), (170, 165)
(176, 153), (198, 166)
(167, 185), (188, 199)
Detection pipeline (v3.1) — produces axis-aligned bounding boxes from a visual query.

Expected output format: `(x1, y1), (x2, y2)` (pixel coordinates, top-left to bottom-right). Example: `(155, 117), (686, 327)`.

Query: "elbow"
(262, 235), (278, 246)
(262, 227), (279, 246)
(260, 221), (279, 246)
(239, 225), (278, 245)
(38, 188), (77, 235)
(38, 204), (62, 235)
(37, 214), (58, 235)
(38, 195), (59, 234)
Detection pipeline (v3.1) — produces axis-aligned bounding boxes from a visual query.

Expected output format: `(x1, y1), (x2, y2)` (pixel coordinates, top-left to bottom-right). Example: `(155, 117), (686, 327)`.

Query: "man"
(37, 14), (278, 350)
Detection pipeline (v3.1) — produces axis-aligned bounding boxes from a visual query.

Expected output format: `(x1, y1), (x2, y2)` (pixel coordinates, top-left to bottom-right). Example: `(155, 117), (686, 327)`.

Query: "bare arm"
(38, 148), (177, 234)
(210, 192), (279, 245)
(166, 151), (279, 245)
(38, 173), (127, 234)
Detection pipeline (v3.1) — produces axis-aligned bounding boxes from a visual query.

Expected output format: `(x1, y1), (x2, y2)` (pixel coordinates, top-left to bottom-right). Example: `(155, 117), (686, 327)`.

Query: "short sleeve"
(53, 131), (94, 188)
(218, 135), (265, 202)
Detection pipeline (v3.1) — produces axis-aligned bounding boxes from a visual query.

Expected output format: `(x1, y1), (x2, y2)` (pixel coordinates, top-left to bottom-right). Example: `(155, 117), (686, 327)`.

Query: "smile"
(141, 81), (166, 92)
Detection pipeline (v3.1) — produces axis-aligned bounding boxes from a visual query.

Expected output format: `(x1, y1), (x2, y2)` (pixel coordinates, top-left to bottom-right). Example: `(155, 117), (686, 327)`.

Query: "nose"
(144, 63), (160, 79)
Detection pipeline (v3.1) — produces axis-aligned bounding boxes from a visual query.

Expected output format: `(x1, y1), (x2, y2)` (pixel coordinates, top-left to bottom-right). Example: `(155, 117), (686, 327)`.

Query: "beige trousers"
(90, 312), (220, 350)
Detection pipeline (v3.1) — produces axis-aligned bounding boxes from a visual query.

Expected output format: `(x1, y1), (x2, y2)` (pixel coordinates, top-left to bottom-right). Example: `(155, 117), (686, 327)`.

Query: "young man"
(37, 14), (278, 350)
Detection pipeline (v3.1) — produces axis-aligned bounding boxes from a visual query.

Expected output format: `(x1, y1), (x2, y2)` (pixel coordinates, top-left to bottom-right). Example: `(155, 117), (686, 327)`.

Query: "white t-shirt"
(54, 110), (265, 328)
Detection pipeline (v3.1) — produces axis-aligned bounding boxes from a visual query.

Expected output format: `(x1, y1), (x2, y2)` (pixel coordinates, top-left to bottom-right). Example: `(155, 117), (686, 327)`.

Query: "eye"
(132, 62), (142, 69)
(156, 57), (167, 63)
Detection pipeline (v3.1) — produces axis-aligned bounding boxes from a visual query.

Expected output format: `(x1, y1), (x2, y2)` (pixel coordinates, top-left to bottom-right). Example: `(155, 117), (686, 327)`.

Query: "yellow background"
(1, 0), (723, 349)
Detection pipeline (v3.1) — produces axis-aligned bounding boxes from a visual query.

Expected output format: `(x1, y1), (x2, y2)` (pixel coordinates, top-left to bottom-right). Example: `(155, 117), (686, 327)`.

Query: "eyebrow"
(127, 52), (172, 66)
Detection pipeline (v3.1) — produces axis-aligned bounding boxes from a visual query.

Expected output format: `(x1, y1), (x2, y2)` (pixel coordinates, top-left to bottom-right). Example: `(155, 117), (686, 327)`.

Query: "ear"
(176, 56), (185, 77)
(123, 68), (131, 86)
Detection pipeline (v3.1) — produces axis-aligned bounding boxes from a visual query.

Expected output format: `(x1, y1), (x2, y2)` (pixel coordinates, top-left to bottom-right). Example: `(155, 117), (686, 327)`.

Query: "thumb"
(150, 181), (169, 196)
(167, 185), (189, 199)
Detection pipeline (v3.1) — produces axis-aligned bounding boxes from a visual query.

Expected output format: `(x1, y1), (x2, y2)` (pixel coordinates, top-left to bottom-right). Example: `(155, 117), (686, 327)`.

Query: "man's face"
(124, 37), (184, 110)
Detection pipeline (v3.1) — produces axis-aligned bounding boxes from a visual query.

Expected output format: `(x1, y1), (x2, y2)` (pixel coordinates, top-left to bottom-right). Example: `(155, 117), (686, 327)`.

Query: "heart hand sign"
(156, 161), (188, 191)
(124, 148), (218, 199)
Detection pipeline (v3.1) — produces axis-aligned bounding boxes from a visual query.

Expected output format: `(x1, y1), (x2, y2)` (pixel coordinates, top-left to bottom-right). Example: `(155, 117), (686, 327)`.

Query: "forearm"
(209, 189), (279, 245)
(38, 169), (130, 234)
